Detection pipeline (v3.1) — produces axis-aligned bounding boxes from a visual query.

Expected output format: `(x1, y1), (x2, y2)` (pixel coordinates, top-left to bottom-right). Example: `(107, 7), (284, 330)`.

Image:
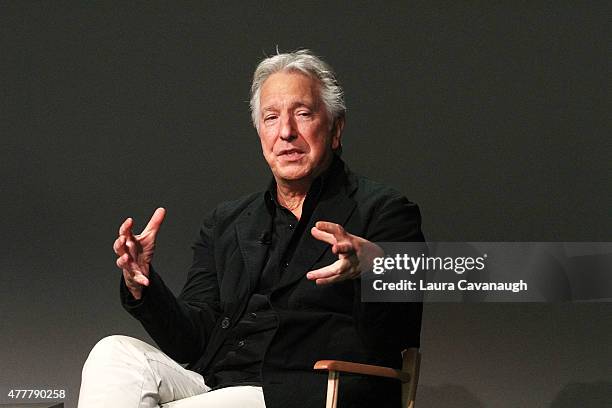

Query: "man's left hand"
(307, 221), (384, 285)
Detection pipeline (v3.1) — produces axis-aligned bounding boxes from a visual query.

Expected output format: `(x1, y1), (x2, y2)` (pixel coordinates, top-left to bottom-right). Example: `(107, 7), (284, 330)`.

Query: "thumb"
(142, 207), (166, 235)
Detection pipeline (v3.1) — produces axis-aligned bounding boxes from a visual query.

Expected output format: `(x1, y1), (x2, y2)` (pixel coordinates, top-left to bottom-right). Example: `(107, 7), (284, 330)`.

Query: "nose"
(279, 114), (297, 142)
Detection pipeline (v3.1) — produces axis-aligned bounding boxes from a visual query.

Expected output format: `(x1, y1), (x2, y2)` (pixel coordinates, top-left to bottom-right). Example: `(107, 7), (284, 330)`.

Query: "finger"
(311, 226), (337, 246)
(131, 273), (150, 287)
(125, 237), (139, 261)
(314, 265), (361, 285)
(306, 259), (349, 281)
(333, 241), (354, 255)
(116, 253), (131, 269)
(314, 221), (346, 240)
(312, 260), (355, 285)
(142, 207), (166, 235)
(113, 236), (127, 255)
(122, 268), (150, 288)
(118, 255), (150, 286)
(126, 260), (150, 286)
(119, 217), (134, 237)
(306, 264), (338, 281)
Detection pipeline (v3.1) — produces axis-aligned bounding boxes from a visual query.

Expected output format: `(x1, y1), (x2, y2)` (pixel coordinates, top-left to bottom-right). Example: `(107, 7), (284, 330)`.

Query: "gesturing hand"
(307, 221), (384, 285)
(113, 207), (166, 299)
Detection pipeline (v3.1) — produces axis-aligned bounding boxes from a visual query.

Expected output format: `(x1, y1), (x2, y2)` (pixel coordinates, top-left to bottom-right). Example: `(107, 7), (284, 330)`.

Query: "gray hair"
(249, 49), (346, 130)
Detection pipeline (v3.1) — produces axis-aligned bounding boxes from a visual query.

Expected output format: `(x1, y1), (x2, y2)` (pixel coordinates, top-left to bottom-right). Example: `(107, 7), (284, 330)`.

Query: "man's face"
(258, 71), (342, 184)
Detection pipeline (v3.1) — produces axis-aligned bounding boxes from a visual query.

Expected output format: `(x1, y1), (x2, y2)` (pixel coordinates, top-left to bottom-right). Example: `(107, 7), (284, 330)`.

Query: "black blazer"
(122, 159), (424, 408)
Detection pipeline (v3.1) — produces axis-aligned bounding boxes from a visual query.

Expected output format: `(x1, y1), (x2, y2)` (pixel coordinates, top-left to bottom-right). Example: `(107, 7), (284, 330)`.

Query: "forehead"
(260, 71), (321, 108)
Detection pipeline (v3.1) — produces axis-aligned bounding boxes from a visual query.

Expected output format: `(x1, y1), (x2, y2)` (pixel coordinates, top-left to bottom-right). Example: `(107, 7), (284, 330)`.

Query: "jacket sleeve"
(352, 193), (425, 352)
(121, 209), (221, 364)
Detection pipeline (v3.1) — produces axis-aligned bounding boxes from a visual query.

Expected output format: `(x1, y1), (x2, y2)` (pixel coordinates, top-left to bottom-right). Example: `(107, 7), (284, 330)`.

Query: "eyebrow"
(261, 101), (316, 113)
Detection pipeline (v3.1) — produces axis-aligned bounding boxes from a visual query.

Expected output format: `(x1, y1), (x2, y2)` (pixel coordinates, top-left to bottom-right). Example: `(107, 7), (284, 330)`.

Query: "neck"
(275, 180), (309, 219)
(273, 154), (334, 219)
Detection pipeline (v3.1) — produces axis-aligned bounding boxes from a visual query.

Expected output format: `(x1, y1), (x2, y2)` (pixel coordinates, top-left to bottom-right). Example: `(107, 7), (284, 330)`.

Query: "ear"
(330, 116), (345, 150)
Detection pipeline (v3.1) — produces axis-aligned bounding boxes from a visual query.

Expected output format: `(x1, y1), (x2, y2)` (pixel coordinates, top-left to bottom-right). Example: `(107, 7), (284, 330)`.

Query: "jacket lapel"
(235, 197), (273, 294)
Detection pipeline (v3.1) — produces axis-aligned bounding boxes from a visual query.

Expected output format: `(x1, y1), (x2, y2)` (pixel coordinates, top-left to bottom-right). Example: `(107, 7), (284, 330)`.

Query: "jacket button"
(237, 340), (246, 348)
(249, 312), (257, 319)
(221, 317), (230, 329)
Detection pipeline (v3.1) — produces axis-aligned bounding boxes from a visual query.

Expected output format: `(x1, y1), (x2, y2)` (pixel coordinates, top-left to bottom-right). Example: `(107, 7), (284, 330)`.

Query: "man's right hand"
(113, 207), (166, 300)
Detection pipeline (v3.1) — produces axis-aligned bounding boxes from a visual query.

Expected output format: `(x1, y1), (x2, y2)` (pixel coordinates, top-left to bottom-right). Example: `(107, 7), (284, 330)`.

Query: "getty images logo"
(372, 253), (488, 275)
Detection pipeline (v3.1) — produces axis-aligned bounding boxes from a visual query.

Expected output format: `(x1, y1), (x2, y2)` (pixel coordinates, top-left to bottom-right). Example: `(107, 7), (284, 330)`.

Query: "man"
(78, 50), (424, 408)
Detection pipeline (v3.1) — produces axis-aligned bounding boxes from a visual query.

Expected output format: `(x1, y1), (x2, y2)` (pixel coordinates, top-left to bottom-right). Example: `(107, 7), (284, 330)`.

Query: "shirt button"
(288, 223), (295, 230)
(237, 340), (246, 348)
(283, 261), (289, 268)
(249, 312), (257, 319)
(221, 317), (230, 329)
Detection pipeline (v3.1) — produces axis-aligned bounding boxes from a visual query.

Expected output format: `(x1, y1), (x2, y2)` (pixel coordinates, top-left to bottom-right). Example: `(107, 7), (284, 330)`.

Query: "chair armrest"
(314, 360), (411, 383)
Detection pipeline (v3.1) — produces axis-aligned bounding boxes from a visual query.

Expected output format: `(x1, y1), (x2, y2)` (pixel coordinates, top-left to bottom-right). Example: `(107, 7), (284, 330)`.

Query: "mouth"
(277, 148), (305, 161)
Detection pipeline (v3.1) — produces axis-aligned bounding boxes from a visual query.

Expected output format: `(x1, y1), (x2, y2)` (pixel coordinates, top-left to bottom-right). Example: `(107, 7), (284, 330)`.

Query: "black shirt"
(206, 158), (337, 389)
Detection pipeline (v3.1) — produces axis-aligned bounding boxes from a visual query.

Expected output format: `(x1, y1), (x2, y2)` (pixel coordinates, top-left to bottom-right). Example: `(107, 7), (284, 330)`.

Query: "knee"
(79, 335), (153, 403)
(84, 335), (144, 366)
(89, 335), (131, 355)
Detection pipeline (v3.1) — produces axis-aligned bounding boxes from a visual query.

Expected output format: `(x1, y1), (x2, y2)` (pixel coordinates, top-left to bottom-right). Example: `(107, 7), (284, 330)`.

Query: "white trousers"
(78, 335), (266, 408)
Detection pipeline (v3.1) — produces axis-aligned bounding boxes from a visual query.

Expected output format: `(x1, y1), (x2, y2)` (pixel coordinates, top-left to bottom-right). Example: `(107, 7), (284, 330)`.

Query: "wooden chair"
(314, 348), (421, 408)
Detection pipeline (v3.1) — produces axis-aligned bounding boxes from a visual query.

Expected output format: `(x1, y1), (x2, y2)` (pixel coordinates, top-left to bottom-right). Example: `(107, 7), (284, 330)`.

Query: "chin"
(274, 168), (312, 182)
(272, 162), (307, 177)
(278, 172), (309, 182)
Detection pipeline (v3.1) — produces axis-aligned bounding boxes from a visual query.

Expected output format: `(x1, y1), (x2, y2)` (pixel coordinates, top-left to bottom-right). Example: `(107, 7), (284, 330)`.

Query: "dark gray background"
(1, 2), (610, 407)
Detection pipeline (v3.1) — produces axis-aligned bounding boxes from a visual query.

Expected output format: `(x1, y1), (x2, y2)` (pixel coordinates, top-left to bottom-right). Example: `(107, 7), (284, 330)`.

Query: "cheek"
(310, 131), (332, 152)
(259, 133), (275, 153)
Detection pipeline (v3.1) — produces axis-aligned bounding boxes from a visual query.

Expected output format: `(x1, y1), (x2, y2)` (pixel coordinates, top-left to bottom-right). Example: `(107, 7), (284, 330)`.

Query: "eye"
(263, 114), (278, 123)
(297, 110), (312, 118)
